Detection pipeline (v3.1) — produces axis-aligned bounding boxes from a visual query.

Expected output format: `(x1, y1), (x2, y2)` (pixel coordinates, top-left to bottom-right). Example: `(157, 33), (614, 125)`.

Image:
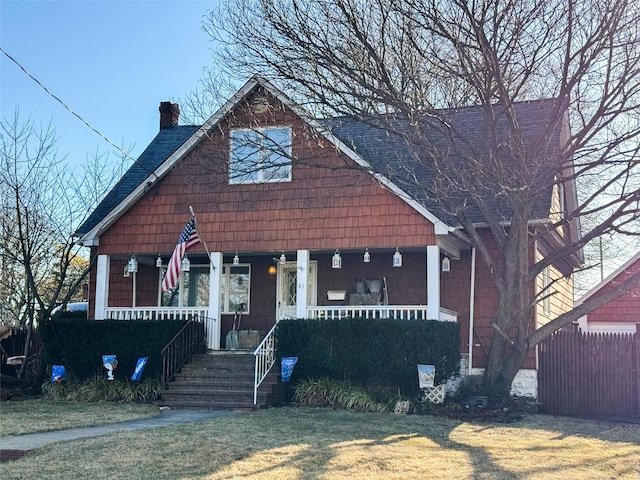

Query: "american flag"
(161, 218), (201, 291)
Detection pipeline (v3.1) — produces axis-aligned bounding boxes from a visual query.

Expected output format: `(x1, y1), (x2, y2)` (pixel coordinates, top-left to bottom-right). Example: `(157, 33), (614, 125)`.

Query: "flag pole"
(189, 206), (214, 266)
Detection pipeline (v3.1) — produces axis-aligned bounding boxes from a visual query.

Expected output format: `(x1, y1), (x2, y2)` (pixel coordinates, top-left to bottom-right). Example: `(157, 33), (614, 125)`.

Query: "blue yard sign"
(281, 357), (298, 382)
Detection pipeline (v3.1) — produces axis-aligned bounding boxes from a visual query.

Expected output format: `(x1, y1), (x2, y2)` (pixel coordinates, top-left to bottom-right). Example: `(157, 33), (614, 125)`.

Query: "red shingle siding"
(97, 93), (435, 256)
(447, 231), (542, 369)
(586, 259), (640, 323)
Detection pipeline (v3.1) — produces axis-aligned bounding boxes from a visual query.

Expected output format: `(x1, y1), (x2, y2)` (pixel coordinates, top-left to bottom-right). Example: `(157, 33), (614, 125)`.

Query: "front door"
(277, 261), (317, 319)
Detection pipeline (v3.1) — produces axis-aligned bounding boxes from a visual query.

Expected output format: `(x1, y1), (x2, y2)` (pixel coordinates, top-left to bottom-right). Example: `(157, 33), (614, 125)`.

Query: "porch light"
(442, 256), (451, 272)
(393, 248), (402, 267)
(127, 255), (138, 273)
(233, 253), (240, 265)
(123, 264), (130, 277)
(332, 250), (342, 269)
(268, 264), (277, 275)
(280, 252), (287, 264)
(181, 256), (190, 272)
(363, 248), (370, 263)
(155, 255), (163, 268)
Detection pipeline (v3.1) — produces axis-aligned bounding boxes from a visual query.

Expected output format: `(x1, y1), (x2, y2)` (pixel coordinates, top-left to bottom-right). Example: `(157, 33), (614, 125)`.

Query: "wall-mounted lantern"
(392, 248), (402, 267)
(181, 256), (190, 272)
(127, 255), (138, 273)
(442, 256), (451, 272)
(332, 250), (342, 269)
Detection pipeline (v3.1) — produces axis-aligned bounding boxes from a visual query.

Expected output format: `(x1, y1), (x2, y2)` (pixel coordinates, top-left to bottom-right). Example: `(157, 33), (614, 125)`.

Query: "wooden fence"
(538, 325), (640, 417)
(0, 326), (42, 381)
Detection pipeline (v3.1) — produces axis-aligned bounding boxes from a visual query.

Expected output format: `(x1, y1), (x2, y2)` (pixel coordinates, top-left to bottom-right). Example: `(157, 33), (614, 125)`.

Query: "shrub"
(293, 377), (386, 412)
(276, 318), (460, 397)
(42, 376), (162, 403)
(39, 319), (190, 380)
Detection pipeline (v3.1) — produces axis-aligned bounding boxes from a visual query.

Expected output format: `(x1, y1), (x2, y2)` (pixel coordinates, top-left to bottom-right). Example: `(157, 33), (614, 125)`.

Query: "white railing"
(253, 317), (281, 405)
(105, 307), (209, 321)
(104, 307), (216, 349)
(305, 305), (457, 322)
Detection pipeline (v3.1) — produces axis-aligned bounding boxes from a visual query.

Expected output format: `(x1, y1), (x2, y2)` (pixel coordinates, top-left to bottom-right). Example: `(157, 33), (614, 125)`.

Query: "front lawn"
(0, 399), (159, 436)
(2, 407), (639, 479)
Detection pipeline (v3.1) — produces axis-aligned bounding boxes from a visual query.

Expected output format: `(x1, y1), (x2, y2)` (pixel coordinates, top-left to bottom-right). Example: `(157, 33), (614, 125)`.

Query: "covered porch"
(92, 246), (460, 350)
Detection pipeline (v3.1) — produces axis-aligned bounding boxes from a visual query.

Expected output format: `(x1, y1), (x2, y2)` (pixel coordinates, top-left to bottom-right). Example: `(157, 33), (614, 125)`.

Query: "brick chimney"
(159, 102), (180, 129)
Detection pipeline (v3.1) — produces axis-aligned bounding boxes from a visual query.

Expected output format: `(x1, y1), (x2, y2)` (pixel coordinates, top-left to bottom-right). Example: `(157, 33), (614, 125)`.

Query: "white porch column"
(296, 250), (310, 318)
(95, 254), (110, 320)
(426, 246), (441, 320)
(207, 252), (223, 350)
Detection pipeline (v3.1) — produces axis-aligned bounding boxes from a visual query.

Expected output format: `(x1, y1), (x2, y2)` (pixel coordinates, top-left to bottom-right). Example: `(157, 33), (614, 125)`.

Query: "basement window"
(229, 127), (292, 184)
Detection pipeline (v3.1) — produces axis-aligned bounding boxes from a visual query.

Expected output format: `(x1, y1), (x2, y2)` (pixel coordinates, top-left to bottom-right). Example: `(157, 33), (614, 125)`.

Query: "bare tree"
(200, 0), (640, 401)
(0, 111), (123, 378)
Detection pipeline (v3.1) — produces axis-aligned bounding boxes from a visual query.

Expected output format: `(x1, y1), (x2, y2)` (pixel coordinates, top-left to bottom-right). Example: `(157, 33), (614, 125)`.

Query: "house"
(75, 77), (579, 399)
(576, 252), (640, 334)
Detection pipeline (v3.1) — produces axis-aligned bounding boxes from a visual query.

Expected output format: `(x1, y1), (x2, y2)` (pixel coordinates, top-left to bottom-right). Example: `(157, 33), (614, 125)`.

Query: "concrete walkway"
(0, 409), (238, 461)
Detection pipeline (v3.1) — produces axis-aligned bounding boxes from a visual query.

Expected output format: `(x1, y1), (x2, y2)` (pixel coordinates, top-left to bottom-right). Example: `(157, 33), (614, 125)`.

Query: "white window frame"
(229, 126), (292, 184)
(542, 266), (551, 316)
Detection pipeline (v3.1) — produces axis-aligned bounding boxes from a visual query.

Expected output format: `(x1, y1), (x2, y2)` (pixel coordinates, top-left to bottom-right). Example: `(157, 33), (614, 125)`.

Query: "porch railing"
(105, 307), (216, 348)
(105, 307), (209, 321)
(305, 305), (457, 322)
(161, 316), (206, 394)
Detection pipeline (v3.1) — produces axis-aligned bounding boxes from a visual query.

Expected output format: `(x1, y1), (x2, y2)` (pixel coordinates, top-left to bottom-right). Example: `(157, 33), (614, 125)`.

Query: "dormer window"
(229, 126), (292, 184)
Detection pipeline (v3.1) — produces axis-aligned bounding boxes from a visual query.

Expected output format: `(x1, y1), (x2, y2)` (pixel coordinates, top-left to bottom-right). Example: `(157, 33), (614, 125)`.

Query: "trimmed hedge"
(39, 319), (188, 381)
(276, 318), (460, 397)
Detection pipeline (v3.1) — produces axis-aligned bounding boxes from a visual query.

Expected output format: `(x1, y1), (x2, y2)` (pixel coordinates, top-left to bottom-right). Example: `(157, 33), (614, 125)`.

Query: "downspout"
(468, 247), (476, 375)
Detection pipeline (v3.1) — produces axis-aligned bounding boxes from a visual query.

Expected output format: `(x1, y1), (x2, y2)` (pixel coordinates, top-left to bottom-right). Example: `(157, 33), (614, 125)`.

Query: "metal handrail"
(253, 315), (288, 404)
(161, 316), (206, 396)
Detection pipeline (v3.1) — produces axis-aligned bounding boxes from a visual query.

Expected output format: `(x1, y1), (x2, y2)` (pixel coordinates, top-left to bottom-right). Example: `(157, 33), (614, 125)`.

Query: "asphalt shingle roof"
(75, 125), (199, 237)
(325, 99), (561, 227)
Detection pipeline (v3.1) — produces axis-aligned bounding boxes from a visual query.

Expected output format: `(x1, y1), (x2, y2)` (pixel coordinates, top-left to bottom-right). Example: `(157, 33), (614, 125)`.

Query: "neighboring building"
(577, 252), (640, 334)
(75, 77), (580, 397)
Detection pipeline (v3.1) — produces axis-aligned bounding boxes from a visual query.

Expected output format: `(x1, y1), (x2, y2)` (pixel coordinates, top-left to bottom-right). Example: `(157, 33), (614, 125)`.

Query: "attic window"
(229, 127), (292, 184)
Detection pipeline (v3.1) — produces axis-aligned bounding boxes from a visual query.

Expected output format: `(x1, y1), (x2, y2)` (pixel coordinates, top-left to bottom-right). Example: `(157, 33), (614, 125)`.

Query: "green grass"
(0, 399), (160, 436)
(2, 407), (639, 479)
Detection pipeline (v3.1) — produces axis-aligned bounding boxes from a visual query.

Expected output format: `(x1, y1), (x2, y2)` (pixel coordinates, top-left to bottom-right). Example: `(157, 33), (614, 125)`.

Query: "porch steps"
(161, 351), (279, 410)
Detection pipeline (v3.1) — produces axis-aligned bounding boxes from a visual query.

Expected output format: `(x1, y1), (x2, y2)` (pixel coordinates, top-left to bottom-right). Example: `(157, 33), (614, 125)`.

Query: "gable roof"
(577, 251), (640, 305)
(76, 77), (565, 246)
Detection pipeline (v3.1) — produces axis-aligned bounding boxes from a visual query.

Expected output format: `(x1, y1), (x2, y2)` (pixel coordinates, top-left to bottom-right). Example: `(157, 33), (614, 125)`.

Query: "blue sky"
(1, 0), (217, 168)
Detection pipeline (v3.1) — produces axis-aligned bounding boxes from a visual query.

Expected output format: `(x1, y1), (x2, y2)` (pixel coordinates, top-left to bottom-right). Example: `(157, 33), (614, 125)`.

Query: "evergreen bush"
(40, 319), (188, 380)
(276, 318), (460, 398)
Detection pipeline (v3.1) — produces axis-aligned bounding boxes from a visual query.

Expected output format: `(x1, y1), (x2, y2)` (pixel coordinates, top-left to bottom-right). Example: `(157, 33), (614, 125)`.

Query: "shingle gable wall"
(95, 92), (436, 255)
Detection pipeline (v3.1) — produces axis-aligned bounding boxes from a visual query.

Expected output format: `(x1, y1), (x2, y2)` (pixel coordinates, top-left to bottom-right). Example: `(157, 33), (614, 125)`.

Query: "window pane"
(228, 266), (250, 313)
(230, 130), (259, 183)
(188, 267), (209, 307)
(160, 267), (180, 306)
(262, 127), (291, 181)
(230, 127), (291, 184)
